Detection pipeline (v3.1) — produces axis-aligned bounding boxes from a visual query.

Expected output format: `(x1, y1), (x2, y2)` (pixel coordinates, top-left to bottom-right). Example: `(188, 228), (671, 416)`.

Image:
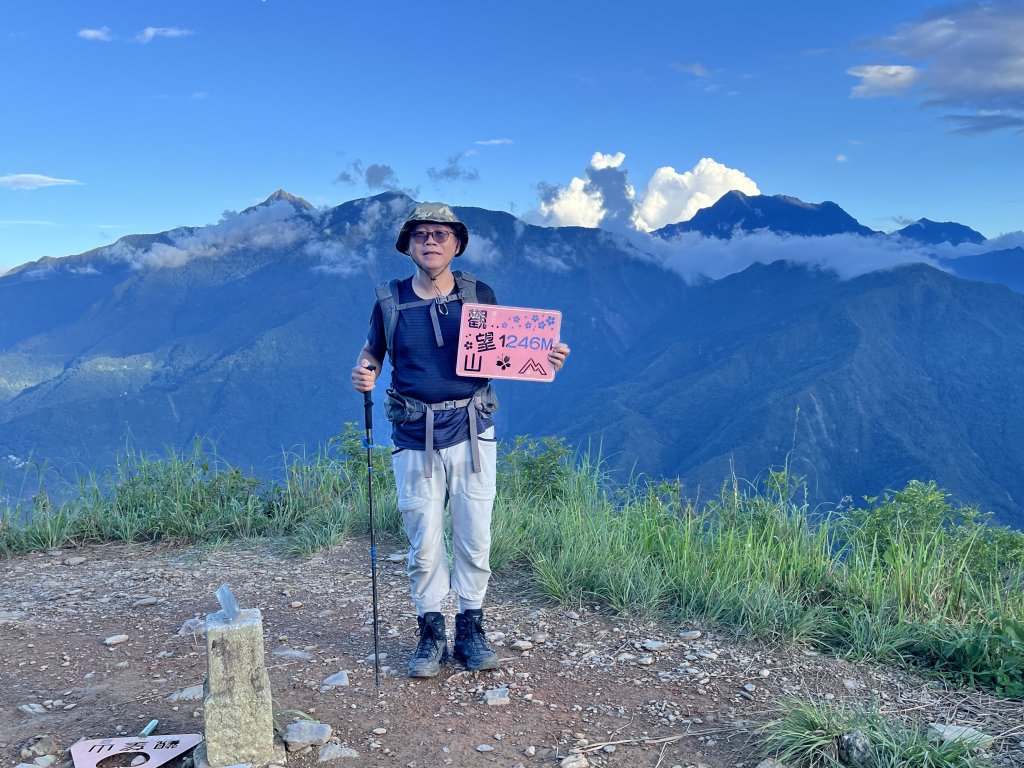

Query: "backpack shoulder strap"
(453, 270), (479, 304)
(374, 279), (401, 366)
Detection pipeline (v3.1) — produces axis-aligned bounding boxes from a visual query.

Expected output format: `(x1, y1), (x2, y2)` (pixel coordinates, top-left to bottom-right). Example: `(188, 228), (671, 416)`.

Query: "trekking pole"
(362, 364), (382, 689)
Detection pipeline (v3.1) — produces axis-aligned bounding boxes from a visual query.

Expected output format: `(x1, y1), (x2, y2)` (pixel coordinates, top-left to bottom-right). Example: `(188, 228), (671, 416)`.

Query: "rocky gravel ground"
(2, 540), (1022, 768)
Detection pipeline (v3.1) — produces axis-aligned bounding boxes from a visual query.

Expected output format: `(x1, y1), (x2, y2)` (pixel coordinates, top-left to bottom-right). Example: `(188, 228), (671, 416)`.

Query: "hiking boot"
(453, 609), (499, 671)
(408, 612), (447, 678)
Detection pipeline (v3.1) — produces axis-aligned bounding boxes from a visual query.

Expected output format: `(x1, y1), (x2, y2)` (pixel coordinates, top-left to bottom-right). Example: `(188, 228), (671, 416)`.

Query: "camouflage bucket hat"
(395, 201), (469, 257)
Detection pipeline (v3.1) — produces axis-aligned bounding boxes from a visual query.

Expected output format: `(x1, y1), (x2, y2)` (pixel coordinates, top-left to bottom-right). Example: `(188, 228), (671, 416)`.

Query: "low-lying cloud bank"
(97, 199), (405, 276)
(643, 227), (1022, 284)
(10, 191), (1021, 290)
(102, 201), (321, 269)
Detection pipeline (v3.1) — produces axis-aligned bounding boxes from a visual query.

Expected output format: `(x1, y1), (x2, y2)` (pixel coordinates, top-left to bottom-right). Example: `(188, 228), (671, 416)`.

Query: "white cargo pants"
(392, 427), (497, 615)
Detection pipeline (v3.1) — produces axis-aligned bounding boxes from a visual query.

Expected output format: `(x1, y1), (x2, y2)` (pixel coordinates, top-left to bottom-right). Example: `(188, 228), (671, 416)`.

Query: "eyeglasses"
(410, 229), (456, 245)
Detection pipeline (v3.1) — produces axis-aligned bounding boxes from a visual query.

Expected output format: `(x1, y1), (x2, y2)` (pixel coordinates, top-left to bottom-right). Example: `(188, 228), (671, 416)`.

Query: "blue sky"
(2, 0), (1023, 274)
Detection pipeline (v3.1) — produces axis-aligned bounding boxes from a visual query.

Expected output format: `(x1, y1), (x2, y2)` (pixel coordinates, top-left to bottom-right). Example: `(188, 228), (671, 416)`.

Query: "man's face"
(407, 223), (459, 274)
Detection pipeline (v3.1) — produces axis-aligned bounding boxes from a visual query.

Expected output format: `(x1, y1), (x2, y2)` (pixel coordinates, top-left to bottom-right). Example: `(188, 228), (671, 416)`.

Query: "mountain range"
(1, 190), (1022, 528)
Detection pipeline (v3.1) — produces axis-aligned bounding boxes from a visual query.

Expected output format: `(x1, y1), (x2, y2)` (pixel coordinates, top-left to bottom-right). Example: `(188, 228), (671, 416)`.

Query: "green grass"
(2, 427), (1023, 698)
(759, 697), (990, 768)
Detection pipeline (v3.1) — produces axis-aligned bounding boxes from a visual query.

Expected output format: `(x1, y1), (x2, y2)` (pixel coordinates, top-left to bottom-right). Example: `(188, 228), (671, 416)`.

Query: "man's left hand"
(548, 342), (571, 372)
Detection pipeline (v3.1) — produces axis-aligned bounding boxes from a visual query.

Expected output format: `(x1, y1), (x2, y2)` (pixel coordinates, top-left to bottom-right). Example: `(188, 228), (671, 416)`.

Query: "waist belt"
(394, 389), (488, 479)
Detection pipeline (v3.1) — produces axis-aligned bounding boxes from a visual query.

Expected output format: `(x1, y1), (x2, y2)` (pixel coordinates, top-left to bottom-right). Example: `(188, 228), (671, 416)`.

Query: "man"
(351, 202), (570, 677)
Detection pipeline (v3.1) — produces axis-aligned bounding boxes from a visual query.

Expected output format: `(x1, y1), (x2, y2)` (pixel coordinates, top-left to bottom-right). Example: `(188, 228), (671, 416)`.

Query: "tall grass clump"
(279, 425), (400, 557)
(1, 440), (285, 550)
(0, 427), (394, 556)
(834, 481), (1024, 695)
(760, 697), (989, 768)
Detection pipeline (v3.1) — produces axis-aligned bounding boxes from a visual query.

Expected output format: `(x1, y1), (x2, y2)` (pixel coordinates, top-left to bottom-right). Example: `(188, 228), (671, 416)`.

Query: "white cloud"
(651, 229), (948, 283)
(78, 27), (113, 41)
(0, 219), (59, 226)
(836, 153), (849, 162)
(339, 199), (388, 242)
(980, 229), (1024, 249)
(530, 152), (636, 232)
(671, 62), (710, 77)
(307, 240), (369, 276)
(312, 201), (404, 275)
(856, 3), (1024, 133)
(534, 176), (606, 228)
(474, 138), (513, 146)
(104, 200), (317, 269)
(529, 154), (760, 233)
(461, 233), (502, 267)
(589, 151), (625, 170)
(847, 64), (921, 97)
(524, 243), (574, 273)
(136, 26), (193, 44)
(0, 174), (82, 190)
(634, 158), (760, 231)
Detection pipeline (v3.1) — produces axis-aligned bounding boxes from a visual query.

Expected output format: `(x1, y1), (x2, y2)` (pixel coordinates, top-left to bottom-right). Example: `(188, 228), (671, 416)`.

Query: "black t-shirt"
(367, 276), (497, 450)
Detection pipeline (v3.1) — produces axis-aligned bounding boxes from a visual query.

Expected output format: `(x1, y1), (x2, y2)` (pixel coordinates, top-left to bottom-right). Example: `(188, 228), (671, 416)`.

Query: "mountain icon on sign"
(518, 359), (548, 376)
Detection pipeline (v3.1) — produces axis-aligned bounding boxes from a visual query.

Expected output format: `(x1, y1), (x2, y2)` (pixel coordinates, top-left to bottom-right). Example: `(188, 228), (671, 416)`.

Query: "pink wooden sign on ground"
(456, 303), (562, 382)
(70, 734), (203, 768)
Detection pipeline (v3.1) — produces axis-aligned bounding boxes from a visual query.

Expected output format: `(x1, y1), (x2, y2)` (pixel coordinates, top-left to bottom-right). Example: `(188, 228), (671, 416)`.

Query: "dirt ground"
(2, 540), (1022, 768)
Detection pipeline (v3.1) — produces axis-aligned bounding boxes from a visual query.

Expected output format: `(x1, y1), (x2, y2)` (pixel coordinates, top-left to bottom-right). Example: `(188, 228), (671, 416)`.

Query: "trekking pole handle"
(362, 364), (376, 429)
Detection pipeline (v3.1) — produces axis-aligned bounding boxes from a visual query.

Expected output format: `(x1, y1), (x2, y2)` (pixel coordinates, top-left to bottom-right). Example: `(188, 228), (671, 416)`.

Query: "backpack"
(374, 270), (479, 367)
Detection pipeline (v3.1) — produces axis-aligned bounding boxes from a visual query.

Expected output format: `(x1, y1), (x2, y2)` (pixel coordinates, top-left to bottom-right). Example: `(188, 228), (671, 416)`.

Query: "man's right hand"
(352, 359), (376, 393)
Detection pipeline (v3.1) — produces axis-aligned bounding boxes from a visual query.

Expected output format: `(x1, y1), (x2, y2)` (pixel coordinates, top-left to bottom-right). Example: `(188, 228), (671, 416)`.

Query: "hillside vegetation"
(3, 426), (1023, 703)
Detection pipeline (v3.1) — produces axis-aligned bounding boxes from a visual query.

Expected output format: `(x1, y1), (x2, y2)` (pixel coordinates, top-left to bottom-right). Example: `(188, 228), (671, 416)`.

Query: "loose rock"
(177, 618), (205, 636)
(318, 744), (360, 762)
(321, 671), (350, 690)
(559, 754), (589, 768)
(839, 730), (872, 766)
(167, 684), (204, 702)
(283, 721), (333, 751)
(484, 686), (510, 706)
(928, 723), (994, 749)
(273, 647), (313, 660)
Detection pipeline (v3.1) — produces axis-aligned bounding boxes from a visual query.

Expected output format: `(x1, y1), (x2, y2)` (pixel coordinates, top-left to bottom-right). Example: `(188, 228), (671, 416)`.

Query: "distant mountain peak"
(655, 191), (876, 239)
(894, 218), (986, 246)
(244, 189), (315, 214)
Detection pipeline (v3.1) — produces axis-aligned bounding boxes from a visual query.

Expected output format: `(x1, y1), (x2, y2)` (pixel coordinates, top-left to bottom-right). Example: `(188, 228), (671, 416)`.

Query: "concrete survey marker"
(70, 734), (202, 768)
(202, 601), (276, 767)
(456, 303), (561, 382)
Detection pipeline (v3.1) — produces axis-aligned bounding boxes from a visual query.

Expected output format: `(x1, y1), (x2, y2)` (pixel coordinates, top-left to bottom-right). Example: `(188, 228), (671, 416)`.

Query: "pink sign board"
(71, 734), (203, 768)
(456, 303), (562, 382)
